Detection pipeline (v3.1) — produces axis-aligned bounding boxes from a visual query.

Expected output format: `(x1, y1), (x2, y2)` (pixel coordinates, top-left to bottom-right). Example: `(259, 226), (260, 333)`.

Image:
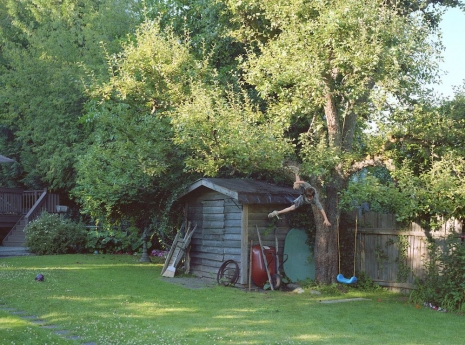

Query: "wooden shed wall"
(185, 187), (293, 286)
(186, 189), (243, 281)
(246, 204), (291, 261)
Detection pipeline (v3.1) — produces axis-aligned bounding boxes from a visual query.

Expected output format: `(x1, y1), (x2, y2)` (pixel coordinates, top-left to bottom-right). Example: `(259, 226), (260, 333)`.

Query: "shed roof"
(178, 178), (299, 205)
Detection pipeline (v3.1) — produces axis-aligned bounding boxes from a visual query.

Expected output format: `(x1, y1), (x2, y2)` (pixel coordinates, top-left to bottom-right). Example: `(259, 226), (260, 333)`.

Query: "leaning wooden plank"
(162, 266), (177, 278)
(161, 224), (197, 277)
(161, 223), (190, 277)
(184, 224), (197, 274)
(169, 224), (197, 270)
(162, 238), (185, 277)
(161, 231), (181, 276)
(165, 240), (185, 276)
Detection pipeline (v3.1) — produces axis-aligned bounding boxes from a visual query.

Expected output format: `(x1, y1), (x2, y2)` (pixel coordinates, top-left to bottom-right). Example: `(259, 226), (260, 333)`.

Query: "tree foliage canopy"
(222, 0), (454, 282)
(0, 0), (141, 192)
(0, 0), (464, 282)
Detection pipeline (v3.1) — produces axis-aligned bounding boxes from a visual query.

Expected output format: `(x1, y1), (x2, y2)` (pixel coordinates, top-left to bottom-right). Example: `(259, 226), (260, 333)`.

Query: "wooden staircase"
(2, 216), (28, 247)
(1, 189), (60, 247)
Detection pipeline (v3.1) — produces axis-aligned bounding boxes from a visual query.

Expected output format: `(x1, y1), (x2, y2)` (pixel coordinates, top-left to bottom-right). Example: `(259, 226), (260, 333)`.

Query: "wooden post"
(248, 240), (253, 292)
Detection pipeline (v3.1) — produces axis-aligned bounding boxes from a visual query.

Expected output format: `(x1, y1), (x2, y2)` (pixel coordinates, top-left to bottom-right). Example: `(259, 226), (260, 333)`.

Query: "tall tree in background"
(72, 20), (198, 222)
(0, 0), (140, 192)
(379, 84), (465, 229)
(74, 18), (293, 223)
(149, 0), (244, 76)
(224, 0), (449, 283)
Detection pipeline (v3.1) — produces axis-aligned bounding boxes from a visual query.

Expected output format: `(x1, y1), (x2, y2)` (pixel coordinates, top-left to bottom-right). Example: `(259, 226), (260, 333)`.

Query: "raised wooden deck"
(0, 188), (60, 246)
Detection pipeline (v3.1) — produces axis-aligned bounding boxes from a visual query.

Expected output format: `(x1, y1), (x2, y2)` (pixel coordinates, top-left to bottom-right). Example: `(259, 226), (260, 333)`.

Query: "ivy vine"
(396, 235), (411, 283)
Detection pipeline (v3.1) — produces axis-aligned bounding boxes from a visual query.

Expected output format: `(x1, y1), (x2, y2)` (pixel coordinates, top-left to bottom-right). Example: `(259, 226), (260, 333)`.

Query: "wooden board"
(161, 224), (197, 277)
(283, 228), (315, 282)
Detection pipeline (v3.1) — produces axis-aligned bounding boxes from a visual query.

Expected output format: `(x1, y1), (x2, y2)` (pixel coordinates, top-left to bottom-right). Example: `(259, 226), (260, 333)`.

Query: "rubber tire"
(217, 260), (240, 286)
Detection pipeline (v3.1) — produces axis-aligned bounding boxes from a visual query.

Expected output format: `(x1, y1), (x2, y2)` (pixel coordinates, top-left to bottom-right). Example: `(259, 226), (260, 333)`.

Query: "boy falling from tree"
(268, 167), (331, 226)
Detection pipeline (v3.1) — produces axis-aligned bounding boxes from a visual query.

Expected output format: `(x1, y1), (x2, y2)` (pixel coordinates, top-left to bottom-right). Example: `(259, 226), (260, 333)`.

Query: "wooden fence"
(353, 212), (461, 292)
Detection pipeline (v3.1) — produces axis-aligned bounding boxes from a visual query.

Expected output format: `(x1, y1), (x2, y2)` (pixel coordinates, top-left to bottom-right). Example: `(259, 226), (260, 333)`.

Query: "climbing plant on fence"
(410, 234), (465, 312)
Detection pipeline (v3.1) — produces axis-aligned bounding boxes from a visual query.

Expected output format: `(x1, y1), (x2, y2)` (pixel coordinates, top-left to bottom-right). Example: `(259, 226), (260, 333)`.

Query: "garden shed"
(176, 178), (300, 286)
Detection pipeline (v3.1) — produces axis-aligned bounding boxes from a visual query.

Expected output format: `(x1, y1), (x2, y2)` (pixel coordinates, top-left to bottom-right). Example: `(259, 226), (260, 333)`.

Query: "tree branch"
(337, 155), (395, 179)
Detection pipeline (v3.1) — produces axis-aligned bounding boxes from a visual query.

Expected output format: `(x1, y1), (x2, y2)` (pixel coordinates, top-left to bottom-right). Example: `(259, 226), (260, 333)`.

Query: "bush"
(25, 212), (87, 255)
(85, 227), (143, 254)
(350, 271), (384, 291)
(409, 234), (465, 312)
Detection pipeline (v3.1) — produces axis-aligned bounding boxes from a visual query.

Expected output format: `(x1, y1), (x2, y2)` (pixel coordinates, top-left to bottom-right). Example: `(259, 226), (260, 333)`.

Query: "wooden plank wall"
(355, 212), (460, 291)
(245, 204), (292, 287)
(186, 188), (293, 286)
(187, 190), (243, 280)
(247, 204), (290, 260)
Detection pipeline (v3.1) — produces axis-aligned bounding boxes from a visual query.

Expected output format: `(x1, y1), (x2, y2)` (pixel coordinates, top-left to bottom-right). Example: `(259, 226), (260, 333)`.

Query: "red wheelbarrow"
(251, 227), (282, 290)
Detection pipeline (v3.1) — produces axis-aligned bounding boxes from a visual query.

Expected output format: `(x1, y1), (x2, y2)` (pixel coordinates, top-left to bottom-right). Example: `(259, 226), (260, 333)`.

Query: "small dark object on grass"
(35, 274), (44, 282)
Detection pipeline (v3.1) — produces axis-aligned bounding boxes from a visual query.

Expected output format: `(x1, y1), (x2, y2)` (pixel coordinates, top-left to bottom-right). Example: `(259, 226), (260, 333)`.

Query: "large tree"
(74, 18), (293, 224)
(72, 20), (198, 222)
(380, 85), (465, 229)
(223, 0), (453, 283)
(0, 0), (140, 192)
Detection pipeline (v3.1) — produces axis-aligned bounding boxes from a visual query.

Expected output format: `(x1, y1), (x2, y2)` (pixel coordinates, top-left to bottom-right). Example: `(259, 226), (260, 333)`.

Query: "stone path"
(0, 249), (97, 344)
(320, 298), (371, 304)
(0, 302), (97, 344)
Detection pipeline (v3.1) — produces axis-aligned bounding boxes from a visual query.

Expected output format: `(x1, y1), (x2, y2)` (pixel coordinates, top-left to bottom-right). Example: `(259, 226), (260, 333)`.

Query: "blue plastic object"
(337, 273), (357, 284)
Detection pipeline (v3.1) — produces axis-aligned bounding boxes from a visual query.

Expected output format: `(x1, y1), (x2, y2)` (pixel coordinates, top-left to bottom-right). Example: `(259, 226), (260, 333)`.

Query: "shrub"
(25, 212), (87, 255)
(85, 227), (143, 254)
(410, 234), (465, 312)
(351, 271), (384, 291)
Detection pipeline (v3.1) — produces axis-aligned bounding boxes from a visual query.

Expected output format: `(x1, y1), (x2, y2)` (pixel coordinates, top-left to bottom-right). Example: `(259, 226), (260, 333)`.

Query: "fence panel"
(355, 212), (460, 291)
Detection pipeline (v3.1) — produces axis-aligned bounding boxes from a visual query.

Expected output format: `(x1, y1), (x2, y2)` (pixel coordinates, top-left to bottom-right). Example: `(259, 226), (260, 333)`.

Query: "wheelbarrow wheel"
(271, 273), (282, 290)
(217, 260), (239, 286)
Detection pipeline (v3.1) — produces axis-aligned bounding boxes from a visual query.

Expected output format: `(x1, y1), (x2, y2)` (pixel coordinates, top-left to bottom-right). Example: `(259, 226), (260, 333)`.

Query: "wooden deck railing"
(23, 190), (49, 214)
(0, 188), (59, 216)
(0, 188), (23, 214)
(25, 190), (54, 223)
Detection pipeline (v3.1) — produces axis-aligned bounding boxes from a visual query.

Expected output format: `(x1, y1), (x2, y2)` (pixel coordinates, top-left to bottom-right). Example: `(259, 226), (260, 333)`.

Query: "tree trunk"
(313, 88), (352, 284)
(323, 91), (341, 147)
(313, 182), (339, 284)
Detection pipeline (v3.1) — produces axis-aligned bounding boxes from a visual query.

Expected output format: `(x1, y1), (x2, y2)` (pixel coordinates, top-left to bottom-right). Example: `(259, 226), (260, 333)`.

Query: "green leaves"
(73, 19), (195, 220)
(0, 0), (140, 192)
(379, 88), (465, 227)
(171, 82), (292, 176)
(25, 212), (87, 255)
(226, 0), (443, 211)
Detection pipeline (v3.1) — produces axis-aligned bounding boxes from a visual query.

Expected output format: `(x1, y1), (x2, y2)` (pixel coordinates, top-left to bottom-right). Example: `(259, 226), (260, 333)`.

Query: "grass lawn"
(0, 254), (463, 345)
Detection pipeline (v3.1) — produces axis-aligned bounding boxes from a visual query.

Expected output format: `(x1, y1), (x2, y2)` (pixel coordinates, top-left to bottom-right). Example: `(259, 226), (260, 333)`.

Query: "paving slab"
(0, 246), (34, 257)
(320, 298), (371, 304)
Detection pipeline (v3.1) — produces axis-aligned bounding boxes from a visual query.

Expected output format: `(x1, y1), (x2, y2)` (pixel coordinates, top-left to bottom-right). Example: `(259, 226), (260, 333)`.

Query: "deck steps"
(0, 246), (32, 257)
(2, 217), (27, 247)
(1, 188), (60, 247)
